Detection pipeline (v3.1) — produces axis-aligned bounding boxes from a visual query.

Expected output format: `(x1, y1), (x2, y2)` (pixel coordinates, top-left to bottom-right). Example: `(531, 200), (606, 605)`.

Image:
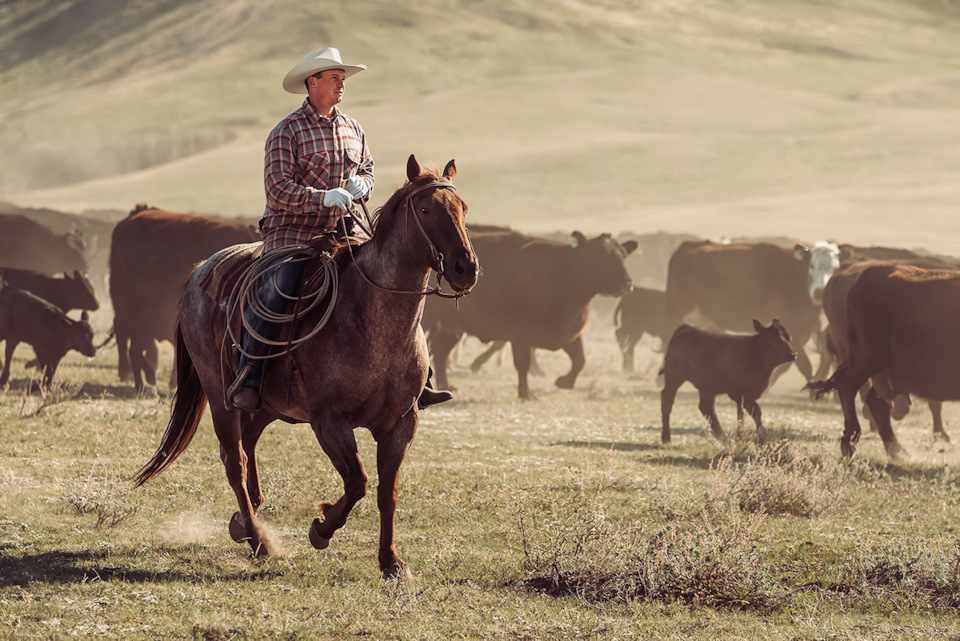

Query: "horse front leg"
(555, 337), (585, 390)
(309, 416), (367, 551)
(375, 411), (418, 580)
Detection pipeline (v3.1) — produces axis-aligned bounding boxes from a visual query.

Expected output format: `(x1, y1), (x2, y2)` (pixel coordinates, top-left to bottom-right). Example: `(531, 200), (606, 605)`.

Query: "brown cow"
(665, 240), (839, 384)
(818, 258), (955, 442)
(614, 287), (667, 373)
(0, 285), (97, 390)
(0, 214), (87, 275)
(109, 205), (259, 391)
(424, 230), (636, 398)
(660, 319), (796, 445)
(0, 268), (99, 313)
(808, 264), (960, 458)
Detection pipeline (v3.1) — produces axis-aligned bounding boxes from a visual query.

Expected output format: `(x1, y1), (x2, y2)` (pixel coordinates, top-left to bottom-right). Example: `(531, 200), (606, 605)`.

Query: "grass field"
(3, 319), (960, 639)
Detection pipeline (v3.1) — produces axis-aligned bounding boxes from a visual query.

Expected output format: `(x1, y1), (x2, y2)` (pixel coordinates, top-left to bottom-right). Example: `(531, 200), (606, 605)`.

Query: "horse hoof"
(554, 376), (575, 390)
(381, 564), (413, 581)
(309, 520), (330, 550)
(229, 512), (248, 543)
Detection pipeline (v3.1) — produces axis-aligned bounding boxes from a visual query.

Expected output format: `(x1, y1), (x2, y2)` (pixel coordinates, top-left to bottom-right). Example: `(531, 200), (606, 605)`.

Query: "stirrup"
(225, 363), (253, 410)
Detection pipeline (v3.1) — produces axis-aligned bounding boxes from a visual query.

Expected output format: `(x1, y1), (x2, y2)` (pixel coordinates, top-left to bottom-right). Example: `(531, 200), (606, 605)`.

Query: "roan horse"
(134, 156), (478, 579)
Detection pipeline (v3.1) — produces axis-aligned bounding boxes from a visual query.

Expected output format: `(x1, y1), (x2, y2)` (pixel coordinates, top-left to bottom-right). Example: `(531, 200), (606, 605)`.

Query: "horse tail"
(133, 320), (207, 487)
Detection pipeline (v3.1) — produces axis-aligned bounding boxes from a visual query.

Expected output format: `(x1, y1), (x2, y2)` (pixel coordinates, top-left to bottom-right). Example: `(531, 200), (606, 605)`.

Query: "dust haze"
(1, 0), (959, 253)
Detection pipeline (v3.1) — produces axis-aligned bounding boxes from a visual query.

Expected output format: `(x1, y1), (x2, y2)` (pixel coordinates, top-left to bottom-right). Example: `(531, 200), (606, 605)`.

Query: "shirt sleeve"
(356, 129), (375, 199)
(263, 123), (328, 215)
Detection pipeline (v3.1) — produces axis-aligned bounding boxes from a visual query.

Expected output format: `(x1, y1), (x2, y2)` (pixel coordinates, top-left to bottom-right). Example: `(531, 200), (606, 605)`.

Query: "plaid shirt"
(260, 100), (374, 251)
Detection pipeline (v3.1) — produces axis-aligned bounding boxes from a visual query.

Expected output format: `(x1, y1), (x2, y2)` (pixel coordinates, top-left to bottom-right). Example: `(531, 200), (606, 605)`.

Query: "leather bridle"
(344, 178), (473, 299)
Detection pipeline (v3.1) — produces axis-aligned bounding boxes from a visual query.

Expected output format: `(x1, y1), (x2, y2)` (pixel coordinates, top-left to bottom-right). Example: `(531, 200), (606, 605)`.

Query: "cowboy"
(230, 47), (452, 413)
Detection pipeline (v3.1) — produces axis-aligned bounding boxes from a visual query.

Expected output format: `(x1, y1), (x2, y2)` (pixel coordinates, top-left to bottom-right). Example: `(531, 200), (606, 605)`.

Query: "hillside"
(2, 0), (960, 251)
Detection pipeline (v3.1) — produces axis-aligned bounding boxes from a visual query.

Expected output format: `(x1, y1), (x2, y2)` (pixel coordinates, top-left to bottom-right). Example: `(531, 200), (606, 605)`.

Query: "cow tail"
(803, 367), (842, 400)
(132, 320), (207, 487)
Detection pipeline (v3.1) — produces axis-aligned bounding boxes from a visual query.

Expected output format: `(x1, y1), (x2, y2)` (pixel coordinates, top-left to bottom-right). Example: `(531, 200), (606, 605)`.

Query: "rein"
(342, 179), (471, 300)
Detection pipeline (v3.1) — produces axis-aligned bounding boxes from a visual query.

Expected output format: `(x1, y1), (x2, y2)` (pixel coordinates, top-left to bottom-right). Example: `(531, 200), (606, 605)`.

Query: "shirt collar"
(302, 99), (341, 123)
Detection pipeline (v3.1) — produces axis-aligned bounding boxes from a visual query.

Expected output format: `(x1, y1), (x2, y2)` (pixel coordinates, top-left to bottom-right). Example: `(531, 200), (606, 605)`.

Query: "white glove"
(344, 175), (369, 200)
(322, 187), (353, 212)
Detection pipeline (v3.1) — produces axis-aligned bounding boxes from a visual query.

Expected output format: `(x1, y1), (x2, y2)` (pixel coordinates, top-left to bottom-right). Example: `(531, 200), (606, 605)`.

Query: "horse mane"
(370, 165), (445, 253)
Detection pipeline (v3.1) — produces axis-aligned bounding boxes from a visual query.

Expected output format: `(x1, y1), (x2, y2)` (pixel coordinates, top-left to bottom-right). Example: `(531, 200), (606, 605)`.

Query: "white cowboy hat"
(282, 47), (366, 94)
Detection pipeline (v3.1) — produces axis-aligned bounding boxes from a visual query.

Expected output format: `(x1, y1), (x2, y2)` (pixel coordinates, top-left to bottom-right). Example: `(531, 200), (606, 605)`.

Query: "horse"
(134, 155), (479, 579)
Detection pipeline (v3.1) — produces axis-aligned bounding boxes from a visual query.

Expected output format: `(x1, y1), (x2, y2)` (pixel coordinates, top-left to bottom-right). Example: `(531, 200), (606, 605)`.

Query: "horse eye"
(420, 207), (428, 215)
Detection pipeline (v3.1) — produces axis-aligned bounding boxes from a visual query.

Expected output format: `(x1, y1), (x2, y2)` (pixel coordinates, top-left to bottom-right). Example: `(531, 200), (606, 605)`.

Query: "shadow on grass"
(1, 379), (163, 400)
(0, 547), (282, 586)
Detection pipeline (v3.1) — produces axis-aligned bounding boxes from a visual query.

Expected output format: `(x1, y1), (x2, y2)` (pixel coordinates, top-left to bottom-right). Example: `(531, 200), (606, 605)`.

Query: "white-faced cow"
(664, 240), (840, 384)
(424, 230), (636, 399)
(808, 264), (960, 458)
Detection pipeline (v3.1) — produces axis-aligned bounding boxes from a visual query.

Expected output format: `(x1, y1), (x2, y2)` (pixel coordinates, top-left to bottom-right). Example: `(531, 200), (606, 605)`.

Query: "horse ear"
(753, 318), (764, 333)
(571, 231), (587, 248)
(406, 155), (420, 182)
(63, 271), (70, 279)
(443, 159), (457, 182)
(81, 311), (89, 322)
(73, 270), (82, 279)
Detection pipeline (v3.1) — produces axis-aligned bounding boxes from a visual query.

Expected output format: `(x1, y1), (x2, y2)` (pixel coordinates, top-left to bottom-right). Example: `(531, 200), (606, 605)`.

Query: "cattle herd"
(1, 201), (959, 460)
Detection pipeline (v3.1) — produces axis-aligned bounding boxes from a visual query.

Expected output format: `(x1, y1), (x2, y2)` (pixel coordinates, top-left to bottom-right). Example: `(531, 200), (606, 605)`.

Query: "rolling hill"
(2, 0), (960, 252)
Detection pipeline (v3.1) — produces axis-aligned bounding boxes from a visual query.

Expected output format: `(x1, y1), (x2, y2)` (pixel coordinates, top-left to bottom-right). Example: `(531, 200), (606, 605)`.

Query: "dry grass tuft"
(839, 538), (960, 611)
(514, 487), (784, 610)
(708, 440), (846, 517)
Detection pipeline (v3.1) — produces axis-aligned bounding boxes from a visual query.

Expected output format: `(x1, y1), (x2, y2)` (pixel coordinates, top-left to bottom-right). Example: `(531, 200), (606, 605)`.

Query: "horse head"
(377, 155), (479, 295)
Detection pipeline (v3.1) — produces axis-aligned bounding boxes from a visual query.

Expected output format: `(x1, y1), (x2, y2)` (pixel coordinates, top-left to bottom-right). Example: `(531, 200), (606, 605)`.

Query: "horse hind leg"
(240, 412), (274, 513)
(211, 405), (279, 557)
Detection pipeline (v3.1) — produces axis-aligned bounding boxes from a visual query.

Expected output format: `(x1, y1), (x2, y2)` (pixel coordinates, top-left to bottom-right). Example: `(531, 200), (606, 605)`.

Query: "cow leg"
(555, 337), (585, 390)
(470, 341), (505, 373)
(131, 337), (158, 388)
(864, 386), (903, 458)
(859, 381), (879, 432)
(698, 392), (727, 444)
(660, 376), (681, 444)
(728, 394), (745, 440)
(511, 342), (534, 399)
(40, 361), (58, 392)
(929, 400), (949, 442)
(792, 340), (814, 382)
(427, 328), (461, 391)
(374, 410), (418, 580)
(116, 324), (132, 382)
(743, 397), (767, 444)
(309, 414), (367, 551)
(616, 328), (637, 373)
(211, 405), (277, 556)
(0, 340), (18, 388)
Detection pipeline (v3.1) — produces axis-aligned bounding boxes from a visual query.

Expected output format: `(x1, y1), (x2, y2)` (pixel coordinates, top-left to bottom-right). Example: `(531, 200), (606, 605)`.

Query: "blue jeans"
(235, 254), (307, 388)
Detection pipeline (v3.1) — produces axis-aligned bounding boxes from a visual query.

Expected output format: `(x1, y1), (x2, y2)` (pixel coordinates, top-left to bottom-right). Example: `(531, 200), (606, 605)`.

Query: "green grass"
(0, 327), (960, 639)
(2, 325), (960, 638)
